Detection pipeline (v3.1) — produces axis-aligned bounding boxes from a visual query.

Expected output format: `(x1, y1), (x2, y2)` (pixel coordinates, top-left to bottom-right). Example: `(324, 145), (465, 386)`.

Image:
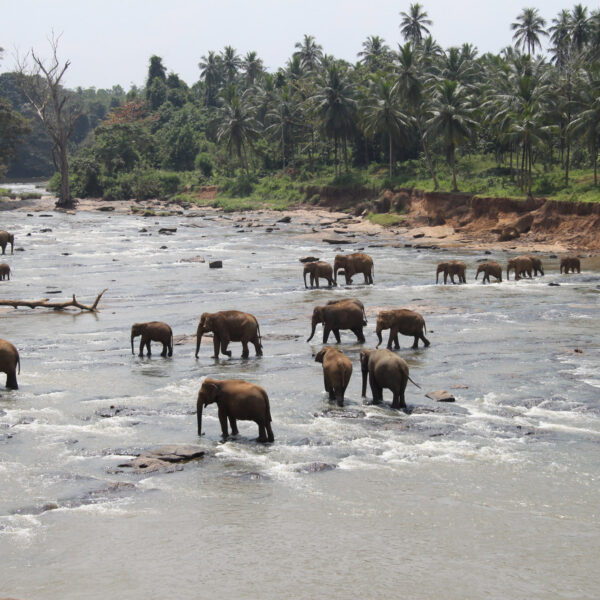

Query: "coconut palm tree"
(399, 3), (432, 45)
(358, 35), (391, 72)
(570, 4), (590, 54)
(426, 79), (477, 191)
(266, 86), (301, 168)
(243, 51), (264, 86)
(294, 35), (323, 73)
(221, 46), (242, 84)
(511, 8), (547, 56)
(550, 9), (572, 69)
(198, 51), (222, 106)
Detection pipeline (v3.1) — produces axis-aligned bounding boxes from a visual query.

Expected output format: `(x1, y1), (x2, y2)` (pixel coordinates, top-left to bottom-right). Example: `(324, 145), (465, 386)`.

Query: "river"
(0, 205), (599, 599)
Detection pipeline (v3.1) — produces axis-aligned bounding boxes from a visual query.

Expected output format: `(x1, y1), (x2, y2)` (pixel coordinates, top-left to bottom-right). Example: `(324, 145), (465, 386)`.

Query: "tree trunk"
(418, 120), (438, 190)
(56, 142), (73, 208)
(388, 134), (393, 177)
(565, 141), (570, 187)
(450, 148), (458, 192)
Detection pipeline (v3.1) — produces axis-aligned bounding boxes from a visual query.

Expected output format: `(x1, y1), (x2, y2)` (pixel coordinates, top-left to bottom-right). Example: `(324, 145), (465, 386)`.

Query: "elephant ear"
(201, 381), (219, 403)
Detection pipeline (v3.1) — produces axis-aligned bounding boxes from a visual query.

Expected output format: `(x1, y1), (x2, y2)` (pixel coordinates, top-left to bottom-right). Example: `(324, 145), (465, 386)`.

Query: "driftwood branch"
(0, 289), (107, 312)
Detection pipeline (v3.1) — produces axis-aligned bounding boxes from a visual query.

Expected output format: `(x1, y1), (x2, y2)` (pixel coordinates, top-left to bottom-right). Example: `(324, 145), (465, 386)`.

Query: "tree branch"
(0, 289), (107, 312)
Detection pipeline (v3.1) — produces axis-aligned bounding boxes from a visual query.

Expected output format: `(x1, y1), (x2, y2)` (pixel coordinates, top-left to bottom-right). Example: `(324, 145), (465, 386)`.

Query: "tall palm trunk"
(450, 147), (458, 192)
(417, 119), (439, 190)
(388, 134), (393, 177)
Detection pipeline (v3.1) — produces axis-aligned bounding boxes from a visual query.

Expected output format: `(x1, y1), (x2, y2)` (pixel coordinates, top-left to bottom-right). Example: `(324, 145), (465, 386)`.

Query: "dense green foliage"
(5, 3), (600, 205)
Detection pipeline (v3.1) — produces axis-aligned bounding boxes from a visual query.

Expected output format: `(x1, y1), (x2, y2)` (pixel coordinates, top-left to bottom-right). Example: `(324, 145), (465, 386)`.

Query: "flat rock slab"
(112, 445), (206, 474)
(299, 256), (320, 263)
(209, 260), (223, 268)
(323, 238), (353, 245)
(425, 390), (456, 402)
(180, 255), (205, 263)
(295, 462), (337, 474)
(159, 228), (177, 234)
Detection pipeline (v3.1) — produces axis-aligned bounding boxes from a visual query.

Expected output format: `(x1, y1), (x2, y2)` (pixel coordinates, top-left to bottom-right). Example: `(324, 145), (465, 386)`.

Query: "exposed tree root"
(0, 289), (107, 312)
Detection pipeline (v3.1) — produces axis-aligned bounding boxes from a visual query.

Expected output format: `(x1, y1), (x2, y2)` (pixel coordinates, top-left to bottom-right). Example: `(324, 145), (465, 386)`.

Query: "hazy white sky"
(0, 0), (594, 90)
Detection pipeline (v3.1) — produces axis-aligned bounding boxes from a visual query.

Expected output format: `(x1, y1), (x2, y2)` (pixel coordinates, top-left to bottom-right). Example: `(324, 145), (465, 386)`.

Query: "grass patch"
(367, 212), (407, 227)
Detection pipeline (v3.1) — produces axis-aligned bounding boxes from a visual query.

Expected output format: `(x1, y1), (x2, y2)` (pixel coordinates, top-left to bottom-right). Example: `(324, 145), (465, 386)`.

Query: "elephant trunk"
(361, 365), (368, 398)
(197, 402), (203, 435)
(375, 326), (383, 349)
(303, 270), (308, 288)
(475, 268), (480, 280)
(306, 318), (317, 342)
(131, 333), (135, 355)
(436, 267), (441, 284)
(195, 330), (203, 358)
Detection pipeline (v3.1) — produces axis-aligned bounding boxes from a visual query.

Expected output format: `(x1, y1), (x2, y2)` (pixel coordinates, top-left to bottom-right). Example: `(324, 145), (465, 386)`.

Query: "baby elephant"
(131, 321), (173, 357)
(314, 346), (353, 406)
(560, 256), (581, 274)
(0, 338), (20, 389)
(436, 260), (466, 284)
(475, 261), (502, 283)
(0, 263), (10, 280)
(197, 377), (274, 443)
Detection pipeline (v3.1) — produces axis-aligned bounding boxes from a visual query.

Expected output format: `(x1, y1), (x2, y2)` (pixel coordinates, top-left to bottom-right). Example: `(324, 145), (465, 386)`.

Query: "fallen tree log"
(0, 289), (107, 312)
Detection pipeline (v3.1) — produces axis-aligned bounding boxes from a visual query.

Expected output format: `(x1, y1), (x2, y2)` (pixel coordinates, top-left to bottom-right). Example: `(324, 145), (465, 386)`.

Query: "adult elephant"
(507, 256), (533, 281)
(375, 309), (430, 350)
(314, 346), (353, 406)
(303, 261), (335, 288)
(131, 321), (173, 357)
(196, 377), (274, 443)
(436, 260), (466, 284)
(475, 261), (502, 284)
(560, 256), (581, 274)
(0, 263), (10, 280)
(333, 253), (374, 285)
(0, 231), (14, 255)
(0, 338), (20, 389)
(527, 255), (544, 276)
(326, 298), (367, 325)
(307, 301), (365, 344)
(360, 348), (420, 411)
(195, 310), (262, 359)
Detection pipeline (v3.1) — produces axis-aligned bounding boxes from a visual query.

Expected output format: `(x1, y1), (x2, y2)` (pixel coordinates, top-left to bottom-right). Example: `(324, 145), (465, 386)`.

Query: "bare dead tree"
(15, 33), (81, 209)
(0, 289), (107, 312)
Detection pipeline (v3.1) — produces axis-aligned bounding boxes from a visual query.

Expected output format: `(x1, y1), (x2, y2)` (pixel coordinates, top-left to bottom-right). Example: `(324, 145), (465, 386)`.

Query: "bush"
(157, 171), (181, 196)
(221, 173), (256, 197)
(194, 152), (213, 178)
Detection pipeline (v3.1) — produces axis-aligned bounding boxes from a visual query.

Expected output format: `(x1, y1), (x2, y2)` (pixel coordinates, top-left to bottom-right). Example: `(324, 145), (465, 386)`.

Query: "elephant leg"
(387, 328), (398, 349)
(421, 332), (430, 347)
(315, 276), (320, 288)
(252, 337), (263, 356)
(241, 341), (250, 359)
(323, 325), (331, 344)
(213, 335), (220, 358)
(324, 374), (335, 400)
(265, 421), (274, 443)
(160, 341), (167, 357)
(351, 327), (365, 343)
(221, 338), (232, 357)
(138, 338), (145, 357)
(391, 390), (407, 411)
(333, 328), (342, 344)
(257, 422), (269, 443)
(369, 375), (382, 403)
(146, 339), (152, 356)
(412, 335), (419, 350)
(229, 415), (239, 436)
(5, 371), (18, 390)
(218, 406), (229, 440)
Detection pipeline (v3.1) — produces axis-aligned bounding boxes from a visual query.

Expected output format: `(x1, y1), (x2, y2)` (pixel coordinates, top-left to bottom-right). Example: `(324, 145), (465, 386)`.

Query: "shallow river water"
(0, 206), (599, 599)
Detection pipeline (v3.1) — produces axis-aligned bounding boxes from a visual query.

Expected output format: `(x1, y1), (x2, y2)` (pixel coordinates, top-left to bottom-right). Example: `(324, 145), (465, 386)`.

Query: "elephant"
(436, 260), (466, 284)
(0, 263), (10, 281)
(314, 346), (353, 406)
(326, 298), (368, 325)
(307, 301), (366, 344)
(303, 261), (335, 288)
(333, 253), (374, 285)
(195, 310), (262, 359)
(0, 231), (14, 255)
(506, 256), (533, 280)
(196, 377), (274, 443)
(560, 256), (581, 274)
(360, 348), (420, 411)
(131, 321), (173, 357)
(0, 339), (20, 389)
(527, 255), (544, 276)
(375, 309), (430, 350)
(475, 261), (502, 283)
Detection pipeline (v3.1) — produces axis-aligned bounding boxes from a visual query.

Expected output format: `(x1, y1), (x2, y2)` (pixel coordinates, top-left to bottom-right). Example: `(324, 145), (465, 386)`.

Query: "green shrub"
(194, 152), (213, 178)
(157, 171), (181, 196)
(221, 173), (256, 197)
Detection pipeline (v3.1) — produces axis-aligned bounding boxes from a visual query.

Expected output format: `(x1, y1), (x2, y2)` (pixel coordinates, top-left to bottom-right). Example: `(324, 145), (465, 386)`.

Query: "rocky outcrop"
(109, 445), (206, 474)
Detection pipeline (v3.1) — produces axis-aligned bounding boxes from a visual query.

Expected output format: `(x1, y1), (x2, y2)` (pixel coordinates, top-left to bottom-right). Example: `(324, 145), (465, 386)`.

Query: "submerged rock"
(426, 390), (456, 402)
(299, 256), (320, 263)
(180, 255), (205, 263)
(295, 462), (336, 474)
(209, 260), (223, 269)
(111, 445), (206, 474)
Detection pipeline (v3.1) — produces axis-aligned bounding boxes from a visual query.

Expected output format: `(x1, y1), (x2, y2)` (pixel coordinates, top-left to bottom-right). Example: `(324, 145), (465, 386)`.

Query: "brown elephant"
(560, 256), (581, 274)
(0, 339), (20, 389)
(360, 348), (420, 411)
(0, 231), (14, 255)
(314, 346), (353, 406)
(507, 256), (533, 280)
(307, 301), (366, 344)
(375, 309), (430, 350)
(475, 261), (502, 283)
(195, 310), (262, 359)
(436, 260), (466, 284)
(197, 378), (274, 442)
(333, 253), (374, 285)
(303, 261), (335, 288)
(0, 263), (10, 280)
(527, 255), (544, 276)
(131, 321), (173, 357)
(326, 298), (368, 325)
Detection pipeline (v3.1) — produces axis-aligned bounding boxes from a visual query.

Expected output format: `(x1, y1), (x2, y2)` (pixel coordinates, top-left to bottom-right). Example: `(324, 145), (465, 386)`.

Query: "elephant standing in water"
(507, 256), (533, 280)
(527, 255), (544, 276)
(0, 263), (10, 280)
(314, 346), (353, 406)
(0, 231), (14, 255)
(0, 338), (20, 389)
(197, 378), (274, 443)
(303, 261), (335, 288)
(195, 310), (262, 359)
(560, 256), (581, 273)
(131, 321), (173, 357)
(333, 253), (374, 285)
(436, 260), (466, 284)
(307, 301), (366, 344)
(475, 261), (502, 283)
(360, 348), (420, 411)
(326, 298), (367, 325)
(375, 309), (429, 350)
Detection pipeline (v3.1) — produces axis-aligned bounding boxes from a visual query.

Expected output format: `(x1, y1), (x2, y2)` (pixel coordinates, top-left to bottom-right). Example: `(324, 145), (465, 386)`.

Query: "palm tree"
(221, 45), (242, 83)
(294, 35), (323, 73)
(313, 64), (357, 175)
(399, 3), (432, 45)
(549, 9), (572, 69)
(358, 36), (391, 72)
(266, 86), (300, 168)
(511, 8), (547, 56)
(570, 4), (590, 54)
(198, 51), (222, 106)
(243, 51), (264, 86)
(426, 79), (477, 191)
(363, 77), (411, 176)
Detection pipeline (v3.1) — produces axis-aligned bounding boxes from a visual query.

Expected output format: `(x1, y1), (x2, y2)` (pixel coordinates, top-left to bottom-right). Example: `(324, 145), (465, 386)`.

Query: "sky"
(0, 0), (595, 90)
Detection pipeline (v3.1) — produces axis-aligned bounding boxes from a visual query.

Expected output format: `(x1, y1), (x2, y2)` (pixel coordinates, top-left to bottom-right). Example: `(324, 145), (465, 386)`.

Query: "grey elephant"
(0, 263), (10, 281)
(333, 253), (374, 285)
(303, 261), (335, 288)
(560, 256), (581, 274)
(131, 321), (173, 357)
(0, 338), (20, 389)
(326, 298), (367, 325)
(475, 261), (503, 284)
(526, 255), (544, 276)
(195, 310), (262, 359)
(375, 309), (429, 350)
(360, 348), (420, 411)
(314, 346), (353, 406)
(0, 231), (14, 255)
(436, 260), (466, 284)
(197, 377), (274, 443)
(307, 300), (366, 344)
(507, 256), (533, 280)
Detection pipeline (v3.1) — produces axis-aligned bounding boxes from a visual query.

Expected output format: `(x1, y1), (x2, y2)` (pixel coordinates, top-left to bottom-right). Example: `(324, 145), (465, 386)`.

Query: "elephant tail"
(257, 322), (263, 349)
(264, 391), (272, 423)
(17, 353), (20, 375)
(408, 375), (421, 389)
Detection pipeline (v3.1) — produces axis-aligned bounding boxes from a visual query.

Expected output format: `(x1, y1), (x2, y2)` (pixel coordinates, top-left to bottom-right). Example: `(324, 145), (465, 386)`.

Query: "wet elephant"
(436, 260), (466, 284)
(360, 348), (420, 411)
(527, 255), (544, 276)
(314, 346), (353, 406)
(0, 338), (20, 389)
(131, 321), (173, 357)
(0, 263), (10, 281)
(475, 261), (502, 284)
(0, 231), (14, 255)
(326, 298), (367, 325)
(375, 309), (430, 350)
(333, 253), (374, 285)
(560, 256), (581, 274)
(307, 301), (366, 344)
(507, 256), (533, 280)
(195, 310), (262, 359)
(197, 377), (274, 443)
(303, 261), (335, 288)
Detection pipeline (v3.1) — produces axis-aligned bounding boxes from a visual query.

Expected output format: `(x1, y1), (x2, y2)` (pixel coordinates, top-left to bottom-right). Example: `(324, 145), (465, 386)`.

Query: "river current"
(0, 203), (599, 599)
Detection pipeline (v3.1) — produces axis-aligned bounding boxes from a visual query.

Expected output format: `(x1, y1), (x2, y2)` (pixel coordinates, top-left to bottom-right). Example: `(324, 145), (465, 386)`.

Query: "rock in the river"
(97, 206), (115, 212)
(181, 255), (205, 263)
(426, 390), (456, 402)
(277, 216), (291, 223)
(299, 256), (320, 263)
(323, 238), (352, 245)
(112, 445), (206, 474)
(209, 260), (223, 269)
(159, 227), (177, 234)
(295, 462), (337, 474)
